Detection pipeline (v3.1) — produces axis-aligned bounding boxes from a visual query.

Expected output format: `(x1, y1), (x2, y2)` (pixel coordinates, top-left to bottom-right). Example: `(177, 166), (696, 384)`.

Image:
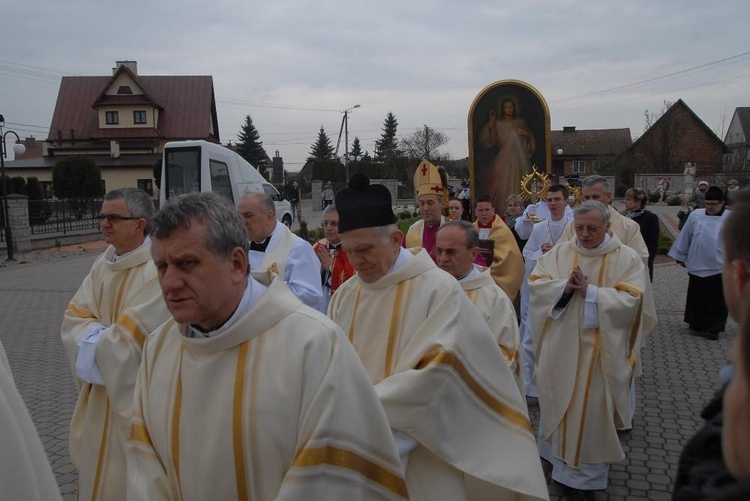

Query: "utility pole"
(334, 104), (360, 181)
(344, 110), (350, 180)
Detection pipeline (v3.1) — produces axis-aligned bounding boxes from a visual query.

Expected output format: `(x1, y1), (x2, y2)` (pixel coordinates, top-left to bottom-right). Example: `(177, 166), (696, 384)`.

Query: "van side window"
(262, 183), (281, 201)
(210, 160), (234, 203)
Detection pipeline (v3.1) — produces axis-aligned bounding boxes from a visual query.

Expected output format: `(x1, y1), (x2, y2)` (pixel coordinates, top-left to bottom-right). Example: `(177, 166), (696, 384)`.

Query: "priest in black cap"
(668, 185), (730, 340)
(329, 174), (549, 501)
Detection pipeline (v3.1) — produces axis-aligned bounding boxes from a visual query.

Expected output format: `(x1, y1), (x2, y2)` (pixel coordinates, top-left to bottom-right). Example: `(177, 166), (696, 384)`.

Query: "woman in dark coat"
(624, 188), (660, 281)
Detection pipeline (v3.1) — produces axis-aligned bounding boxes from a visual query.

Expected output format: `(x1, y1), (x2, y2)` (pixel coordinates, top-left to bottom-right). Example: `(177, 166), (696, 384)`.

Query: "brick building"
(550, 127), (632, 179)
(629, 99), (727, 179)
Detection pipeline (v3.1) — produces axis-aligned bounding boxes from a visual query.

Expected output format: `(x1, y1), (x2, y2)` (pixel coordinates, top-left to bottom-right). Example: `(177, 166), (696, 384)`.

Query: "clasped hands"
(564, 266), (589, 297)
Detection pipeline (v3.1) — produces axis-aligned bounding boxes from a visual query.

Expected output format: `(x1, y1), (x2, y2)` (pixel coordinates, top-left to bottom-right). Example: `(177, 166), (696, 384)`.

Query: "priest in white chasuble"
(329, 174), (548, 501)
(61, 188), (171, 501)
(0, 340), (62, 500)
(128, 192), (406, 501)
(529, 201), (657, 496)
(434, 220), (524, 396)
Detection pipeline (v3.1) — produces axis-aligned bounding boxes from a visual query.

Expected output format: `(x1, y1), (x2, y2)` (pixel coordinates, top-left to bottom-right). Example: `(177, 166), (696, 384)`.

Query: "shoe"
(566, 487), (594, 501)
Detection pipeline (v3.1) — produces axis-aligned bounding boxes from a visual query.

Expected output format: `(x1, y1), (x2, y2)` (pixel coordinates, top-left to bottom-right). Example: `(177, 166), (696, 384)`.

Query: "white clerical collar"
(188, 277), (267, 338)
(389, 247), (413, 274)
(110, 236), (151, 263)
(576, 233), (611, 252)
(458, 265), (482, 282)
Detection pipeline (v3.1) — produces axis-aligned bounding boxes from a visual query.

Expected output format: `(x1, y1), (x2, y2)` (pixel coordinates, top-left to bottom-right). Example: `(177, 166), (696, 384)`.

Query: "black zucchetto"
(335, 174), (396, 233)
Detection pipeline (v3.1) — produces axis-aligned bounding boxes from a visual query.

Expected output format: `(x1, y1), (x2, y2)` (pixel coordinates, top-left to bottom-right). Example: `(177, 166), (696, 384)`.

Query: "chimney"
(110, 140), (120, 159)
(70, 129), (75, 145)
(113, 60), (138, 75)
(563, 126), (576, 132)
(23, 136), (36, 149)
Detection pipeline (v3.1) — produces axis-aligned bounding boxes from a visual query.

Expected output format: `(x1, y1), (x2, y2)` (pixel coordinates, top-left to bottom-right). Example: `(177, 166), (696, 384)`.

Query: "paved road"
(0, 225), (735, 499)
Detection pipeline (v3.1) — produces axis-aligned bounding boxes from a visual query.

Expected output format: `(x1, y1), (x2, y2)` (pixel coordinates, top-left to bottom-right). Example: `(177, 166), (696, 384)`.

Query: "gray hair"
(322, 204), (338, 216)
(150, 192), (249, 273)
(582, 175), (611, 193)
(506, 194), (523, 206)
(440, 220), (479, 249)
(574, 200), (610, 226)
(373, 224), (400, 241)
(104, 188), (155, 235)
(242, 192), (275, 215)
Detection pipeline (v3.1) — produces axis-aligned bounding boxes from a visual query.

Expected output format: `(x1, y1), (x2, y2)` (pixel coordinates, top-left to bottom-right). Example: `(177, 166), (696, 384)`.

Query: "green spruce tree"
(350, 136), (363, 161)
(236, 115), (267, 168)
(309, 126), (335, 160)
(374, 112), (399, 162)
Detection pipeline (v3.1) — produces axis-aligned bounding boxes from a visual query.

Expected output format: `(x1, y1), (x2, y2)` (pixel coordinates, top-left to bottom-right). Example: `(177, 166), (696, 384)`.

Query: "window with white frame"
(572, 160), (585, 174)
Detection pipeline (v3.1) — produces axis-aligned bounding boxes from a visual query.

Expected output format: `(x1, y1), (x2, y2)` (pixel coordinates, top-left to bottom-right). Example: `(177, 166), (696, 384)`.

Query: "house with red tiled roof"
(550, 126), (632, 178)
(6, 60), (219, 196)
(628, 99), (727, 180)
(724, 107), (750, 173)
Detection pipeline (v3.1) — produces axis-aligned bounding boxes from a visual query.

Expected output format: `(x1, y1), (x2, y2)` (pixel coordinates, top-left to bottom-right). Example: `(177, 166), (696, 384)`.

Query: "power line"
(554, 50), (750, 103)
(553, 71), (750, 114)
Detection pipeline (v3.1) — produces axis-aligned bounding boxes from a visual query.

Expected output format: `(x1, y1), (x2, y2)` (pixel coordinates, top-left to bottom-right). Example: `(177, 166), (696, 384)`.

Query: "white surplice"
(248, 221), (324, 311)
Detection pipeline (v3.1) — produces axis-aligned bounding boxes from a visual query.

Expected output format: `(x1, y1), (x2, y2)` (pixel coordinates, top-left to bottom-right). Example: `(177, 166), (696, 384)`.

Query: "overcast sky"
(2, 0), (748, 170)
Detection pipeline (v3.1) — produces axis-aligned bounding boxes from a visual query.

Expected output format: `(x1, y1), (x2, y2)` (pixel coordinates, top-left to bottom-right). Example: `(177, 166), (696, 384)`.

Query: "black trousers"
(685, 273), (728, 332)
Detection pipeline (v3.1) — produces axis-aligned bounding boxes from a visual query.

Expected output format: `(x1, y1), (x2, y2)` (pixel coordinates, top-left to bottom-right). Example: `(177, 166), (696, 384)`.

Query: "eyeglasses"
(573, 224), (604, 233)
(97, 214), (141, 223)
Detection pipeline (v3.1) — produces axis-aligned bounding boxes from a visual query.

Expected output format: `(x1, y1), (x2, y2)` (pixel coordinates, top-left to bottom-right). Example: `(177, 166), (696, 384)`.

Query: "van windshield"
(164, 147), (200, 198)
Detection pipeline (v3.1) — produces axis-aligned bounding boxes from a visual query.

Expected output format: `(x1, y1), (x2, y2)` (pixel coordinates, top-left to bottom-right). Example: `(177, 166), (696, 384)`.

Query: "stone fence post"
(6, 194), (32, 253)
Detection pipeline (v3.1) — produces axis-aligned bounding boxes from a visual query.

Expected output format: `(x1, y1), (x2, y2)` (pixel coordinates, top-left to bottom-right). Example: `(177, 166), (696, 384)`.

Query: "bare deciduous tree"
(399, 126), (450, 161)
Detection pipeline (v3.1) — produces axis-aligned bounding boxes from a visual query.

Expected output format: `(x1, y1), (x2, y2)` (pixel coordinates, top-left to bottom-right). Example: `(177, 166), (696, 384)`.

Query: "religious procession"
(2, 80), (749, 501)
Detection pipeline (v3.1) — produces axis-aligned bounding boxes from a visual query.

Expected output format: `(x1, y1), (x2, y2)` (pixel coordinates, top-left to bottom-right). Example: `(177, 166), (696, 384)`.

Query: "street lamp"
(342, 104), (360, 181)
(0, 115), (27, 261)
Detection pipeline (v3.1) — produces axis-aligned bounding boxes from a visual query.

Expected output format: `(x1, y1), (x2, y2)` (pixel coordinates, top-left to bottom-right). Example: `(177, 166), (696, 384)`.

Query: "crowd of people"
(0, 169), (748, 500)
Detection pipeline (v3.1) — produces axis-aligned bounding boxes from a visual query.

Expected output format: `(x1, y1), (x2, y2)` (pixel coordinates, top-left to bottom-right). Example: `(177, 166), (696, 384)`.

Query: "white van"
(160, 140), (293, 226)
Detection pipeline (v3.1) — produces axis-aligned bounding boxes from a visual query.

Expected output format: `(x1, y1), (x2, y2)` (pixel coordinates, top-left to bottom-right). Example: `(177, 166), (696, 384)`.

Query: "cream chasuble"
(472, 216), (524, 301)
(128, 273), (407, 501)
(460, 266), (524, 396)
(0, 341), (62, 500)
(529, 236), (657, 467)
(329, 250), (548, 501)
(61, 242), (170, 501)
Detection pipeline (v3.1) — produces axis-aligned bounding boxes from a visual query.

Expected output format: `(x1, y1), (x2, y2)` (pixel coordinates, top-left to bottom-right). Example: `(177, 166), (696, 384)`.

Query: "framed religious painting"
(468, 80), (551, 214)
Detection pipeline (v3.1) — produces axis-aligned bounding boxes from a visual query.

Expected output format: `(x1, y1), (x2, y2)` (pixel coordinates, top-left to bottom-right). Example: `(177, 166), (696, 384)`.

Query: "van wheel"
(282, 215), (292, 228)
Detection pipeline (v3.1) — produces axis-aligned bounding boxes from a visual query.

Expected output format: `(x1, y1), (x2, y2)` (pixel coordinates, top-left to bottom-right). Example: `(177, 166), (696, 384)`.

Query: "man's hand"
(566, 266), (589, 296)
(316, 246), (333, 271)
